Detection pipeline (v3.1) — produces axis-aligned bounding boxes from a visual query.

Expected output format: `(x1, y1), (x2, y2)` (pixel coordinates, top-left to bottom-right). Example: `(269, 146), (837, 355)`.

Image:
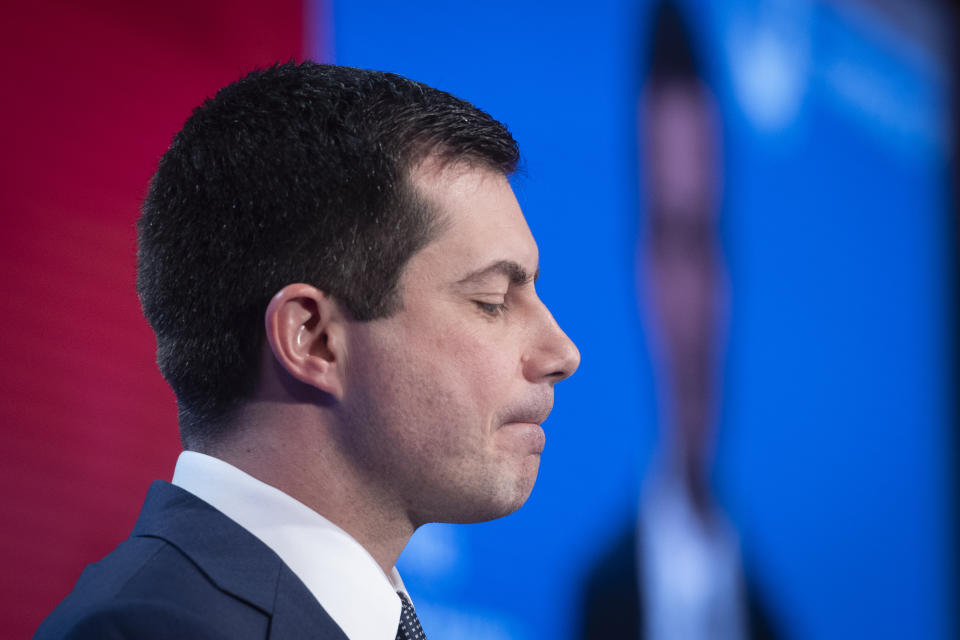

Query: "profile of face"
(340, 159), (580, 527)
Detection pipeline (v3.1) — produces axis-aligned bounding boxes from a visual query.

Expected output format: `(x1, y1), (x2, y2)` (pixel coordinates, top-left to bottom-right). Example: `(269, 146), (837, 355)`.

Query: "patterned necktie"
(395, 592), (427, 640)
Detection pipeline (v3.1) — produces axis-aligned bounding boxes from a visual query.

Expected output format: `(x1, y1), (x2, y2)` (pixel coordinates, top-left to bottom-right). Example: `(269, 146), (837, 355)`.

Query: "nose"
(523, 301), (580, 384)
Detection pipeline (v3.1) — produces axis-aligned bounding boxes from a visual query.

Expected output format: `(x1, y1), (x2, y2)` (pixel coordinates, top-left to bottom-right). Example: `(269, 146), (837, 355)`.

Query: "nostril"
(547, 343), (580, 384)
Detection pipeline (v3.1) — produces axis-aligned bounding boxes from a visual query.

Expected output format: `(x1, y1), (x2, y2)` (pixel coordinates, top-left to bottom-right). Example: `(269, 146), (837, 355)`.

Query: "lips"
(499, 395), (553, 428)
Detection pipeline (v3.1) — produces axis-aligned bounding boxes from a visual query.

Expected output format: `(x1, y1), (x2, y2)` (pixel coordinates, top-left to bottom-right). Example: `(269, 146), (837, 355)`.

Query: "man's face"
(339, 159), (580, 527)
(641, 82), (725, 465)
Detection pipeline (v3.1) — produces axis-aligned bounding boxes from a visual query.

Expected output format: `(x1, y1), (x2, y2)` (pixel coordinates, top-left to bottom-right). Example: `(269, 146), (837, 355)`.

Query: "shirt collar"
(172, 450), (406, 640)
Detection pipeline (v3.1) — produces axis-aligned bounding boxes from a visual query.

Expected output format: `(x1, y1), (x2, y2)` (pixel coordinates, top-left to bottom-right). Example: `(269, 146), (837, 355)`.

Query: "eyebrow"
(456, 260), (539, 286)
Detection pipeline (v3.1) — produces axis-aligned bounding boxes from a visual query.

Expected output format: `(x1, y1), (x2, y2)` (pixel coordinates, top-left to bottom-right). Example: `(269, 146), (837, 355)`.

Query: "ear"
(264, 283), (347, 399)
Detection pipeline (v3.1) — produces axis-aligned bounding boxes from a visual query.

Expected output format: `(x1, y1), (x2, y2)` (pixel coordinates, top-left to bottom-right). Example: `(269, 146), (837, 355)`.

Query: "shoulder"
(35, 536), (269, 639)
(38, 599), (234, 640)
(579, 524), (641, 640)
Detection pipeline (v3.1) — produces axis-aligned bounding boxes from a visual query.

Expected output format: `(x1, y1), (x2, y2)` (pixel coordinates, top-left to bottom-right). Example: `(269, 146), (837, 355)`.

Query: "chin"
(475, 464), (541, 522)
(427, 474), (540, 526)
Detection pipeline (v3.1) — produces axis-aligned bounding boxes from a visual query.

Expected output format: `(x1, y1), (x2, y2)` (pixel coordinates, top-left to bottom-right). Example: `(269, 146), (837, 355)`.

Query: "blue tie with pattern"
(395, 592), (427, 640)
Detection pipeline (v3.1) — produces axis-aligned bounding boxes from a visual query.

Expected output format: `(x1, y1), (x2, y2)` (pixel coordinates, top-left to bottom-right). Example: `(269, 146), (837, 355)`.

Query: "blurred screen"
(328, 0), (955, 638)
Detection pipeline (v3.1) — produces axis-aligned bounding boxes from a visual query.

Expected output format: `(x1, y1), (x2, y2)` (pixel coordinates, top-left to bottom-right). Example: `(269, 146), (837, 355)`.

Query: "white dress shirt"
(171, 451), (407, 640)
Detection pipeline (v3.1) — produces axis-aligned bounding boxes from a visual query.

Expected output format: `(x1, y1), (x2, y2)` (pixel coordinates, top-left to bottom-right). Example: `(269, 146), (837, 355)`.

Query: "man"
(36, 62), (579, 639)
(580, 3), (780, 639)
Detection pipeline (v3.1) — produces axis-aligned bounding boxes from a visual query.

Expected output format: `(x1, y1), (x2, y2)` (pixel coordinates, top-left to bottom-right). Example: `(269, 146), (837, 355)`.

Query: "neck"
(669, 446), (711, 521)
(664, 394), (715, 523)
(203, 401), (415, 575)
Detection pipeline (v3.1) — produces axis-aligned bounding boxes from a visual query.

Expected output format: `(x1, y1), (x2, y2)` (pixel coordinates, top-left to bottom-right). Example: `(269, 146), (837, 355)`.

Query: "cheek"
(365, 309), (523, 430)
(413, 314), (515, 391)
(371, 335), (480, 433)
(439, 335), (519, 419)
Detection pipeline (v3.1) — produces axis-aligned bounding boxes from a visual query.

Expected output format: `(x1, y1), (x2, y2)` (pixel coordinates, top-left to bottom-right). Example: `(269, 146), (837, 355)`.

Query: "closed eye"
(475, 301), (508, 317)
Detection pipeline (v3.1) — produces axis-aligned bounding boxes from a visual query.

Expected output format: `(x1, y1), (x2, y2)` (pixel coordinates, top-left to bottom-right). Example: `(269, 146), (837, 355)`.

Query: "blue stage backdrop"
(323, 1), (954, 639)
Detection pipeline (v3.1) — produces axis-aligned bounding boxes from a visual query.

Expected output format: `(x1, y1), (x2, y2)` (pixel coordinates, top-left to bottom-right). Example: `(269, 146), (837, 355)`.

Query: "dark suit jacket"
(35, 481), (349, 639)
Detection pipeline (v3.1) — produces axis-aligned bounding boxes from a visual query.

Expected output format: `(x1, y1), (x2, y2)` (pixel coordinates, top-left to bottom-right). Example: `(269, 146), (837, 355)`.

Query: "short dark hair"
(137, 62), (519, 447)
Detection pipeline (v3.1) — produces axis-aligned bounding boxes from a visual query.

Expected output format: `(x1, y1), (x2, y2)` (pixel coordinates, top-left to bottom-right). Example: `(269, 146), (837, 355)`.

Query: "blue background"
(322, 1), (955, 638)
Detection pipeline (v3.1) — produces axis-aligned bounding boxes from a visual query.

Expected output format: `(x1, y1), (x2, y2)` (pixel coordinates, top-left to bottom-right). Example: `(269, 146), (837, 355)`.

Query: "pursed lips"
(498, 397), (554, 429)
(501, 402), (553, 425)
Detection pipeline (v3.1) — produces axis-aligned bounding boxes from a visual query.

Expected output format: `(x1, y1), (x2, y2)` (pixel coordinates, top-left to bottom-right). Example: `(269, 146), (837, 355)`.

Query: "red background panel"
(0, 2), (311, 635)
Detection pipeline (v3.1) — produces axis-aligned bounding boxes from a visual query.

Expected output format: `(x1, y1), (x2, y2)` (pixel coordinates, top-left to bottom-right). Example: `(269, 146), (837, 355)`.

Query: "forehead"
(406, 159), (538, 278)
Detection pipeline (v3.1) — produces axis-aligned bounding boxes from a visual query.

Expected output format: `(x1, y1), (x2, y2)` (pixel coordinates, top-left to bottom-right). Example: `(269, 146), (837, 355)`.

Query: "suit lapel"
(131, 481), (349, 639)
(268, 565), (349, 639)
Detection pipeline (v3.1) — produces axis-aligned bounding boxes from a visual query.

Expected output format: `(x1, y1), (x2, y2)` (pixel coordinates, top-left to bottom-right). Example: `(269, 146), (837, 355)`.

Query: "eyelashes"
(475, 301), (508, 317)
